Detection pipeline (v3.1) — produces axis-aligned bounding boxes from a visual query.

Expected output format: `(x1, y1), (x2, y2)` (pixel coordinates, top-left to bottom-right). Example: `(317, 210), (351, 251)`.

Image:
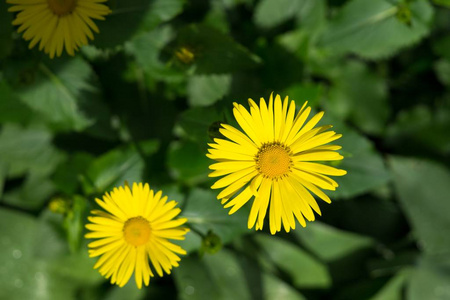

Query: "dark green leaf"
(407, 254), (450, 300)
(83, 141), (158, 194)
(181, 188), (249, 246)
(319, 0), (434, 59)
(187, 74), (232, 107)
(167, 141), (210, 186)
(16, 58), (98, 131)
(254, 0), (305, 28)
(0, 82), (32, 124)
(174, 25), (261, 74)
(321, 117), (391, 199)
(254, 234), (331, 288)
(295, 222), (374, 262)
(389, 156), (450, 255)
(326, 61), (389, 135)
(174, 250), (252, 300)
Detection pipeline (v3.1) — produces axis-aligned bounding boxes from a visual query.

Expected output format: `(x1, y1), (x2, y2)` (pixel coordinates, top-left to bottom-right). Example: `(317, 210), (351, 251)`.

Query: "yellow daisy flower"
(7, 0), (111, 58)
(207, 94), (347, 234)
(85, 183), (189, 289)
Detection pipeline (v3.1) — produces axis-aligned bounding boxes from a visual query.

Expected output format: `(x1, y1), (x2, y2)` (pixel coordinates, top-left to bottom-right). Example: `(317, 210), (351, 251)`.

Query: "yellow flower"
(207, 94), (347, 234)
(7, 0), (111, 58)
(85, 183), (189, 289)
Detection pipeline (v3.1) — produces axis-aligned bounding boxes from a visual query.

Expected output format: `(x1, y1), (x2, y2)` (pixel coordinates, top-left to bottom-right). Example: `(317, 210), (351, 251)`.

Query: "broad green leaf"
(319, 0), (434, 59)
(434, 59), (450, 86)
(433, 0), (450, 8)
(125, 26), (184, 81)
(174, 25), (261, 74)
(174, 250), (251, 300)
(254, 234), (331, 288)
(283, 82), (323, 108)
(262, 272), (307, 300)
(389, 156), (450, 255)
(175, 107), (222, 143)
(3, 173), (55, 210)
(0, 82), (32, 124)
(0, 209), (77, 300)
(295, 222), (374, 262)
(63, 196), (87, 253)
(52, 153), (94, 195)
(82, 140), (159, 194)
(370, 269), (410, 300)
(104, 281), (146, 300)
(181, 188), (249, 246)
(93, 0), (151, 48)
(16, 58), (97, 131)
(167, 141), (210, 185)
(433, 34), (450, 61)
(139, 0), (184, 30)
(408, 254), (450, 300)
(0, 1), (12, 59)
(326, 61), (389, 135)
(321, 117), (391, 199)
(0, 124), (63, 178)
(385, 105), (450, 157)
(254, 0), (305, 28)
(187, 74), (232, 107)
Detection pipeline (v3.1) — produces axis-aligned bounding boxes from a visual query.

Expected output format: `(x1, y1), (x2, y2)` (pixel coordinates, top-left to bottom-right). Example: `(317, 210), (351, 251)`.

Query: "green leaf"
(283, 82), (323, 108)
(0, 124), (63, 178)
(83, 141), (159, 194)
(295, 222), (374, 262)
(63, 196), (87, 253)
(187, 74), (232, 107)
(370, 269), (410, 300)
(254, 234), (331, 288)
(0, 209), (78, 300)
(139, 0), (184, 30)
(433, 0), (450, 8)
(16, 58), (98, 131)
(174, 250), (252, 300)
(181, 188), (249, 246)
(125, 26), (184, 81)
(326, 61), (389, 135)
(52, 153), (94, 195)
(254, 0), (305, 28)
(321, 117), (391, 199)
(0, 81), (33, 124)
(385, 105), (450, 157)
(104, 281), (146, 300)
(319, 0), (434, 59)
(94, 0), (150, 48)
(434, 59), (450, 86)
(432, 34), (450, 61)
(3, 173), (55, 210)
(407, 255), (450, 300)
(175, 107), (222, 143)
(389, 156), (450, 255)
(167, 141), (211, 186)
(262, 272), (307, 300)
(174, 24), (261, 74)
(0, 1), (13, 60)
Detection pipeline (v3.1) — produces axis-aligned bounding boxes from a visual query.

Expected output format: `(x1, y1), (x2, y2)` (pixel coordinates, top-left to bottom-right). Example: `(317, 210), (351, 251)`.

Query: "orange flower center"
(123, 216), (152, 247)
(256, 142), (292, 179)
(47, 0), (77, 16)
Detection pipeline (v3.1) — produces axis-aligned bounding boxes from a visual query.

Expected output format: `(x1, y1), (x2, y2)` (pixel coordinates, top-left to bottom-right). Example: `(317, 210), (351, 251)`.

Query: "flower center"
(47, 0), (77, 16)
(256, 142), (292, 179)
(123, 216), (152, 247)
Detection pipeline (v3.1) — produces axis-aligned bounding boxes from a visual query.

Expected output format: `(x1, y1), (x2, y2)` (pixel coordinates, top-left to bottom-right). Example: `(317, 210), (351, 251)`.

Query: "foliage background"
(0, 0), (450, 299)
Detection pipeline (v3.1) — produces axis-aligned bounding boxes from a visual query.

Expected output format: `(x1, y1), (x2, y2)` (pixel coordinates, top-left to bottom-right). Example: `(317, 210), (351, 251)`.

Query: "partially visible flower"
(7, 0), (111, 58)
(207, 93), (347, 234)
(86, 183), (189, 289)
